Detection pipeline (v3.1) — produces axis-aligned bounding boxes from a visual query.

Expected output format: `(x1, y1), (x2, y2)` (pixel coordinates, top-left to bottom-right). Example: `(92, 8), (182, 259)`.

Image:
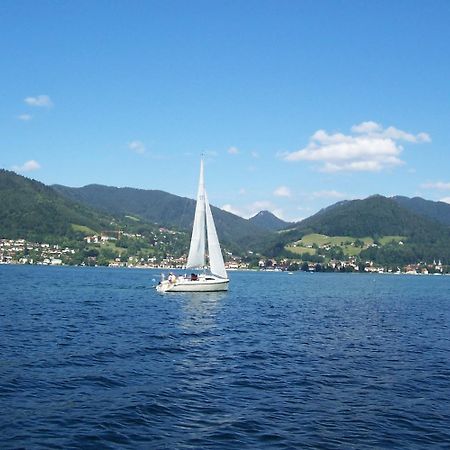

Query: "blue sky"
(1, 0), (450, 221)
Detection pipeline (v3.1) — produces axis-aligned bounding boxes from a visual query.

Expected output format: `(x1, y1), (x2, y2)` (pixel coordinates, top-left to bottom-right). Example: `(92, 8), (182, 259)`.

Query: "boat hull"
(156, 277), (229, 293)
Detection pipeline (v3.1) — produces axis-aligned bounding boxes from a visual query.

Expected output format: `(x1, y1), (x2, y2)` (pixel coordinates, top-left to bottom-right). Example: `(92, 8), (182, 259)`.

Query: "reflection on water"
(178, 291), (227, 334)
(173, 292), (229, 410)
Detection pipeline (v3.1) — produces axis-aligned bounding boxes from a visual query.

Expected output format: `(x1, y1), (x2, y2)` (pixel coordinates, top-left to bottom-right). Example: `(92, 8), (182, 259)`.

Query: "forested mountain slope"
(0, 170), (114, 242)
(53, 184), (273, 251)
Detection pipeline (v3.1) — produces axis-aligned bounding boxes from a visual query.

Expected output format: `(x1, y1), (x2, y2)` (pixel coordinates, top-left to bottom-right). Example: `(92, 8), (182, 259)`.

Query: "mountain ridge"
(52, 183), (273, 252)
(0, 169), (115, 242)
(248, 210), (292, 231)
(289, 195), (450, 238)
(392, 195), (450, 226)
(2, 169), (450, 264)
(270, 194), (450, 264)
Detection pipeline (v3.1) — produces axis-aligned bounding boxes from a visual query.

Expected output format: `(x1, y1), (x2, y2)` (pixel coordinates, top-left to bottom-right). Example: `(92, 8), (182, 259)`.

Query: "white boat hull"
(156, 276), (229, 293)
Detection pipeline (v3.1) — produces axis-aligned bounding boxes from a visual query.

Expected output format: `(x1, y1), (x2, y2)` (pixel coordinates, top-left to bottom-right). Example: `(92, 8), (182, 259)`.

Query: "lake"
(1, 266), (449, 449)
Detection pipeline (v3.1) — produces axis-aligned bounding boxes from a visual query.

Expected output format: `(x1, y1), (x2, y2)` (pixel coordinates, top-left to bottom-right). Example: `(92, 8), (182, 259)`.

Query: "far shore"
(1, 262), (449, 276)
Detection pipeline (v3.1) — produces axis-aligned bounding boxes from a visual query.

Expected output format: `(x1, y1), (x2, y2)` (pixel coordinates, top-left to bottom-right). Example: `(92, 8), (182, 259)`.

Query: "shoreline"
(1, 262), (448, 276)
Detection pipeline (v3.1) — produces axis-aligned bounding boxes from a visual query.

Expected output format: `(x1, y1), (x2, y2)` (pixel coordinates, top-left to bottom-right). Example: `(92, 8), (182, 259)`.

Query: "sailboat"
(156, 159), (229, 292)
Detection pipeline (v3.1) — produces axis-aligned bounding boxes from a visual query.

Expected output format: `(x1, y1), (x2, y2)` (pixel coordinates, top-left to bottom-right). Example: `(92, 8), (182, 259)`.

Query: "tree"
(84, 248), (99, 258)
(354, 238), (364, 248)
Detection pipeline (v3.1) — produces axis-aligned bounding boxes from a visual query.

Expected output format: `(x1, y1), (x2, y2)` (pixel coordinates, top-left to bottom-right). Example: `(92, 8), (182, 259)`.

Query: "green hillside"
(266, 195), (450, 264)
(3, 170), (450, 266)
(0, 170), (115, 242)
(294, 195), (440, 238)
(287, 233), (406, 259)
(393, 196), (450, 226)
(0, 170), (191, 265)
(53, 183), (273, 251)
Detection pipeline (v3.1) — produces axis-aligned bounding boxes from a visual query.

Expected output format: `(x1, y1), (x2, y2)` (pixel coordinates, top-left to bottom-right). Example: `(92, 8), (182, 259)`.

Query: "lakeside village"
(1, 235), (449, 275)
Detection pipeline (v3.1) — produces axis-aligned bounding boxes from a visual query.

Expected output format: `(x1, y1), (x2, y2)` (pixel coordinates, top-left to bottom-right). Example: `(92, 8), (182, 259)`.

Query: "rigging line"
(179, 154), (204, 232)
(179, 154), (204, 233)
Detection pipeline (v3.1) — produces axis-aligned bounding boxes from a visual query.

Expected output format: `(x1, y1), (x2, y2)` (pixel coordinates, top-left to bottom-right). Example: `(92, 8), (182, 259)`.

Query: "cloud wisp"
(273, 185), (292, 197)
(128, 140), (146, 155)
(311, 190), (347, 199)
(12, 160), (41, 173)
(24, 95), (53, 108)
(17, 114), (32, 121)
(421, 181), (450, 190)
(421, 182), (450, 203)
(282, 121), (431, 173)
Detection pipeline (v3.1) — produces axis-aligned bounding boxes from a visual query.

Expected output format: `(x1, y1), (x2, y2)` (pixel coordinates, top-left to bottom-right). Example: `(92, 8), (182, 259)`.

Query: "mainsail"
(186, 159), (206, 269)
(186, 159), (227, 279)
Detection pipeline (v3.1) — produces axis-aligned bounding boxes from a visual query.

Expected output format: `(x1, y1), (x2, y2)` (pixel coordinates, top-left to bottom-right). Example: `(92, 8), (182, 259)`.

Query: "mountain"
(392, 196), (450, 227)
(292, 195), (442, 238)
(275, 195), (450, 264)
(0, 171), (272, 254)
(248, 210), (292, 231)
(0, 170), (114, 242)
(52, 184), (273, 251)
(4, 169), (449, 265)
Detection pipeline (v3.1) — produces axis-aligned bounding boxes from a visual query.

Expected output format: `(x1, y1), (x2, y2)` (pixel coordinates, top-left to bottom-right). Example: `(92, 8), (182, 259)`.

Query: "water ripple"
(1, 267), (450, 449)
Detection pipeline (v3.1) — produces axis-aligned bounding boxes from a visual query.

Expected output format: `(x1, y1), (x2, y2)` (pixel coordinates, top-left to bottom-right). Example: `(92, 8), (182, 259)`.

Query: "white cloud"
(12, 160), (41, 172)
(421, 181), (450, 190)
(251, 151), (259, 158)
(222, 200), (284, 219)
(283, 121), (430, 172)
(382, 127), (430, 143)
(351, 121), (382, 134)
(351, 121), (431, 143)
(249, 200), (273, 214)
(222, 204), (241, 215)
(416, 132), (431, 143)
(311, 190), (346, 199)
(440, 197), (450, 204)
(270, 209), (286, 220)
(273, 185), (291, 197)
(17, 114), (32, 121)
(228, 146), (239, 155)
(128, 140), (146, 154)
(24, 95), (53, 107)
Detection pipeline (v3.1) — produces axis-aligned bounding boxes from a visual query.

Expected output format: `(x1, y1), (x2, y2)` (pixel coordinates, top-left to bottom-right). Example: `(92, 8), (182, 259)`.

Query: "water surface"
(1, 266), (449, 449)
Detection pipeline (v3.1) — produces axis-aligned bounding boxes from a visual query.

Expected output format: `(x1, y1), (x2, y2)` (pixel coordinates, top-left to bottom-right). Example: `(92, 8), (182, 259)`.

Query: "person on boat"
(168, 272), (176, 283)
(190, 273), (198, 281)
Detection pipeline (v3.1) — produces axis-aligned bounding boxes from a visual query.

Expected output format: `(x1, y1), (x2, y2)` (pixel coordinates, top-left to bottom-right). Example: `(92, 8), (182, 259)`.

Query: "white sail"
(205, 191), (228, 279)
(186, 159), (206, 269)
(156, 158), (229, 292)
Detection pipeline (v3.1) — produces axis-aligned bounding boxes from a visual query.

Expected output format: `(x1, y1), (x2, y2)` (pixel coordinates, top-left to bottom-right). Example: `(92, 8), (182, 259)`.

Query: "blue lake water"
(1, 266), (450, 449)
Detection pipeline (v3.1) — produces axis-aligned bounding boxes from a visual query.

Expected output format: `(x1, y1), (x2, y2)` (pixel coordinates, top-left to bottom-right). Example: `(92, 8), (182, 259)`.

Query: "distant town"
(1, 237), (448, 275)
